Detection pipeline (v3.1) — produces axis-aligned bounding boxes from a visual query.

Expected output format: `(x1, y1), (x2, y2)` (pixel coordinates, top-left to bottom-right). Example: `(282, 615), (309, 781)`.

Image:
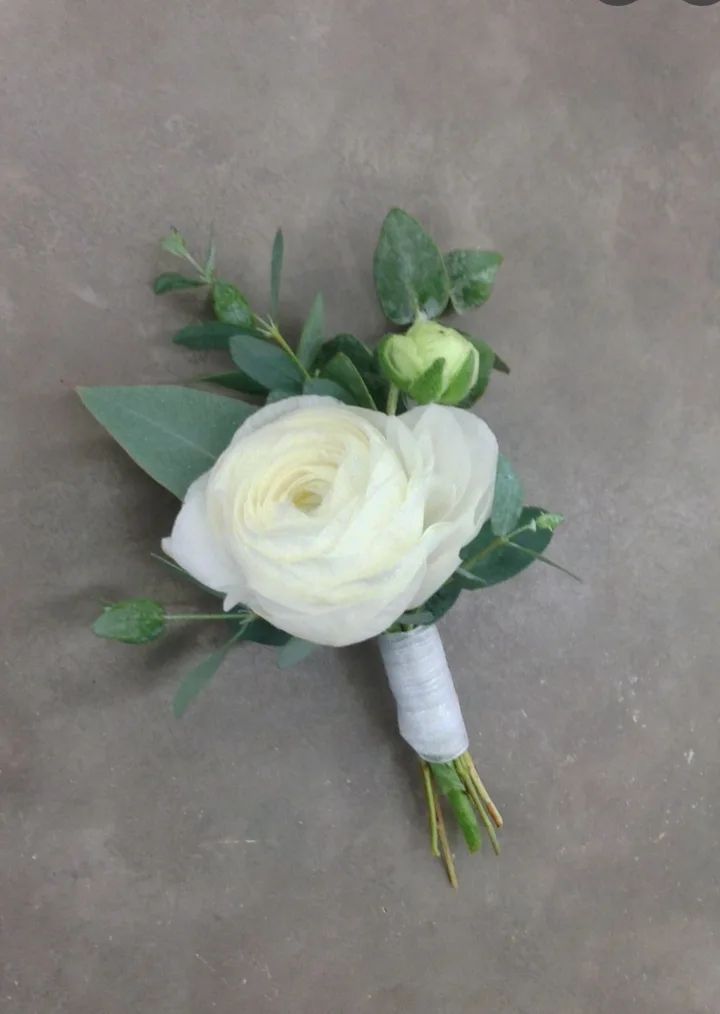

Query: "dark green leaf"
(266, 388), (299, 404)
(313, 334), (375, 374)
(93, 598), (165, 644)
(78, 385), (255, 499)
(297, 293), (325, 368)
(270, 229), (283, 319)
(153, 273), (206, 295)
(277, 636), (318, 668)
(173, 321), (263, 351)
(229, 334), (304, 391)
(212, 281), (253, 327)
(240, 615), (292, 646)
(456, 507), (555, 589)
(491, 455), (524, 536)
(420, 578), (463, 623)
(321, 352), (376, 408)
(197, 371), (266, 396)
(445, 250), (503, 313)
(173, 636), (238, 717)
(409, 358), (446, 404)
(394, 609), (435, 627)
(373, 208), (450, 324)
(493, 352), (510, 375)
(303, 378), (355, 403)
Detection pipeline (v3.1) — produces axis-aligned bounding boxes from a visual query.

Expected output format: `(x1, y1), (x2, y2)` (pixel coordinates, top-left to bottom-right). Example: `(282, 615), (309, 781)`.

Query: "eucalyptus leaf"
(373, 208), (450, 324)
(212, 281), (253, 327)
(78, 385), (255, 499)
(491, 455), (524, 536)
(270, 228), (283, 319)
(173, 321), (263, 351)
(445, 250), (503, 313)
(93, 598), (165, 644)
(456, 507), (555, 589)
(297, 293), (325, 368)
(229, 334), (304, 391)
(153, 273), (206, 295)
(173, 636), (238, 717)
(419, 578), (463, 623)
(277, 636), (318, 669)
(303, 377), (354, 403)
(240, 616), (292, 646)
(321, 352), (376, 408)
(266, 388), (299, 404)
(313, 334), (375, 374)
(197, 371), (266, 396)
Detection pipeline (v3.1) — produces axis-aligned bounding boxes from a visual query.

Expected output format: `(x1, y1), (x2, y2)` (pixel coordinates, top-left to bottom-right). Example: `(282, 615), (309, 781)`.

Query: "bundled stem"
(420, 751), (502, 884)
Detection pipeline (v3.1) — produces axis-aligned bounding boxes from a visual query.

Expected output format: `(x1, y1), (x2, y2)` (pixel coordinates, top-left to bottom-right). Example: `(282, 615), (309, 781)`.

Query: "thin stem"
(264, 320), (311, 380)
(421, 761), (440, 857)
(432, 784), (457, 888)
(464, 753), (503, 829)
(386, 384), (399, 416)
(165, 612), (248, 622)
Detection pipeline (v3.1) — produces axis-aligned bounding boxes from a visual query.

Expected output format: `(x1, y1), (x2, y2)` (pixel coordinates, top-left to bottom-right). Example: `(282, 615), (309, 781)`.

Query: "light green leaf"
(212, 281), (253, 327)
(303, 377), (354, 403)
(270, 228), (283, 319)
(173, 321), (263, 351)
(409, 358), (446, 404)
(277, 636), (318, 669)
(93, 598), (166, 644)
(204, 232), (216, 278)
(373, 208), (450, 324)
(321, 352), (376, 408)
(196, 371), (267, 396)
(458, 337), (497, 406)
(297, 293), (325, 367)
(445, 250), (503, 313)
(229, 334), (304, 391)
(430, 763), (481, 852)
(173, 636), (238, 717)
(160, 229), (190, 259)
(78, 385), (255, 499)
(491, 455), (524, 536)
(153, 273), (206, 295)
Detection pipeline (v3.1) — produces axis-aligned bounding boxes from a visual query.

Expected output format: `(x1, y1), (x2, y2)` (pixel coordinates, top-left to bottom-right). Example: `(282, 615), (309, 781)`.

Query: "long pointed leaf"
(78, 386), (254, 499)
(297, 293), (325, 367)
(270, 229), (283, 319)
(173, 636), (238, 717)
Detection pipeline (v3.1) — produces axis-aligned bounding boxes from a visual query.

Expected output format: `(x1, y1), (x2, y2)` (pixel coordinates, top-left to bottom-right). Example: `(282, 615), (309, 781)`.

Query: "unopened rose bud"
(378, 321), (480, 405)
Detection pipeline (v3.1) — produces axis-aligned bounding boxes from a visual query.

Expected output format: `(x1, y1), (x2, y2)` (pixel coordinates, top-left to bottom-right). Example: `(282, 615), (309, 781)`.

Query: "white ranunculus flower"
(162, 396), (498, 647)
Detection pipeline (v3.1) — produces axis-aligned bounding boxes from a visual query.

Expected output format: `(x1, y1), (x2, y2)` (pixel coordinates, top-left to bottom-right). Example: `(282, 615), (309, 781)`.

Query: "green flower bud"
(378, 321), (480, 405)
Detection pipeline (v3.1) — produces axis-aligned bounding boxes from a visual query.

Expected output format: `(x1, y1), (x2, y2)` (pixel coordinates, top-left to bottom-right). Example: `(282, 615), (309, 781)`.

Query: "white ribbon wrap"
(378, 624), (469, 764)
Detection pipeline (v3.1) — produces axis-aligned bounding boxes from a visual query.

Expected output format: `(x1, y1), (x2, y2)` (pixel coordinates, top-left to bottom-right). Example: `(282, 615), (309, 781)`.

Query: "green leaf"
(265, 388), (298, 404)
(314, 334), (375, 374)
(491, 455), (524, 536)
(297, 293), (325, 368)
(420, 577), (463, 623)
(204, 232), (216, 278)
(197, 371), (267, 396)
(270, 228), (283, 319)
(93, 598), (165, 644)
(430, 762), (481, 852)
(212, 281), (253, 327)
(373, 208), (450, 324)
(456, 507), (555, 589)
(173, 636), (238, 717)
(445, 250), (503, 313)
(493, 352), (510, 375)
(160, 229), (190, 259)
(409, 358), (446, 404)
(173, 321), (263, 351)
(229, 334), (304, 392)
(303, 377), (355, 403)
(277, 636), (318, 668)
(78, 385), (255, 499)
(321, 352), (376, 408)
(394, 608), (436, 627)
(153, 273), (206, 295)
(240, 616), (292, 646)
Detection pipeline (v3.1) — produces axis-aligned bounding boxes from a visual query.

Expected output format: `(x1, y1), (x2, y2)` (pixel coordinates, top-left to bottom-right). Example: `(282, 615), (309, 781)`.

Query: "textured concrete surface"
(2, 1), (720, 1011)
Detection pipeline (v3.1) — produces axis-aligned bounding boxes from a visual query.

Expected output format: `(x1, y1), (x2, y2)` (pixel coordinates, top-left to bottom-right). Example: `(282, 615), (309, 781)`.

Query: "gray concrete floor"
(2, 1), (720, 1011)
